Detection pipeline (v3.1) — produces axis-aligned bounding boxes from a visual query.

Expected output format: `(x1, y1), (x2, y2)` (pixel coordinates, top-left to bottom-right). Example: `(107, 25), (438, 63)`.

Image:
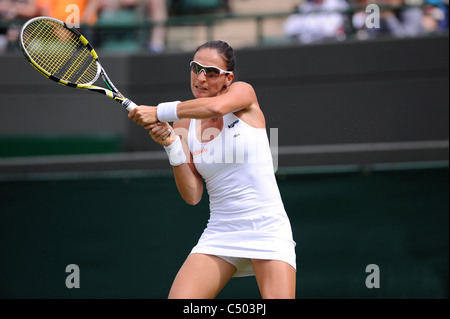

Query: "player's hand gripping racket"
(19, 16), (137, 111)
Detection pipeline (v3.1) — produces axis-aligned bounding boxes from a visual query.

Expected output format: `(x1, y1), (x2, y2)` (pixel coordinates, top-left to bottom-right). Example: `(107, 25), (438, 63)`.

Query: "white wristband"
(157, 101), (181, 123)
(163, 136), (187, 166)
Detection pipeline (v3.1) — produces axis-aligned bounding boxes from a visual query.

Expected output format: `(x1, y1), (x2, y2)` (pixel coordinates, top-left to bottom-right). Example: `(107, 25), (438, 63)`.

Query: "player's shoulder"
(230, 81), (255, 91)
(229, 81), (257, 99)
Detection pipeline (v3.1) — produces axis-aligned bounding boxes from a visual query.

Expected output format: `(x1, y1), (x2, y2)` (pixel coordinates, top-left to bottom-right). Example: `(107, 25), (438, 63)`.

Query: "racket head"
(19, 16), (101, 87)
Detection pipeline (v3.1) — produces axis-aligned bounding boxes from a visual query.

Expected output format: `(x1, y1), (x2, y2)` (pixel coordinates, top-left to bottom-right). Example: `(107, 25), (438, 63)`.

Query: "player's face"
(191, 48), (234, 99)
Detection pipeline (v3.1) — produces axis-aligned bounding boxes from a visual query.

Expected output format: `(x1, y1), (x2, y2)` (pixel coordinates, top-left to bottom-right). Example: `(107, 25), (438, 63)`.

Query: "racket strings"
(22, 19), (98, 84)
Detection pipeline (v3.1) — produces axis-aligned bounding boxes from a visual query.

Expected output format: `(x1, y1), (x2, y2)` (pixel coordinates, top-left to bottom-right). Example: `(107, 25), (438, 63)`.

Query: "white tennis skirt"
(190, 209), (297, 277)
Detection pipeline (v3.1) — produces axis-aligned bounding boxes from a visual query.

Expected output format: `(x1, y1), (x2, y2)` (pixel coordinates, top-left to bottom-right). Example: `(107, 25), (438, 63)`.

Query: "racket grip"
(124, 99), (138, 112)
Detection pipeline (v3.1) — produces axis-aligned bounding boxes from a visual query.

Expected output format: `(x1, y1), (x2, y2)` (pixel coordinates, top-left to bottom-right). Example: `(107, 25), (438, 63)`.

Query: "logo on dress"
(228, 120), (240, 128)
(192, 147), (208, 157)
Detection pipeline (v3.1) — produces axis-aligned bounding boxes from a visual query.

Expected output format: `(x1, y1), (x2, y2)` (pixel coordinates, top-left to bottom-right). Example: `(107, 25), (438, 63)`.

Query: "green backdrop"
(0, 164), (448, 299)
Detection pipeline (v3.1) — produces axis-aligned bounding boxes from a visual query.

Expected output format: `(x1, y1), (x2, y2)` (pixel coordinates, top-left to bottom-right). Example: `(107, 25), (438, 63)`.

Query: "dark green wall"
(1, 35), (448, 167)
(1, 164), (448, 299)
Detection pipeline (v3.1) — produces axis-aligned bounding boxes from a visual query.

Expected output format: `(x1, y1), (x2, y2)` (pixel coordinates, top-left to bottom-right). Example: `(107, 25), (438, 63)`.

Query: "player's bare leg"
(252, 259), (296, 299)
(168, 254), (236, 299)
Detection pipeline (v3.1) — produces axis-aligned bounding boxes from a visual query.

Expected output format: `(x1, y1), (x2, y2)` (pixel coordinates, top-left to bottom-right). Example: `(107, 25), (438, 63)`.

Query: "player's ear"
(225, 73), (234, 87)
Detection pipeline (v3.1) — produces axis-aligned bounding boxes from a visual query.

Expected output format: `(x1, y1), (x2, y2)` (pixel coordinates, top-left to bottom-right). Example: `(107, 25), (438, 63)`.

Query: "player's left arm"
(129, 82), (260, 126)
(177, 81), (257, 119)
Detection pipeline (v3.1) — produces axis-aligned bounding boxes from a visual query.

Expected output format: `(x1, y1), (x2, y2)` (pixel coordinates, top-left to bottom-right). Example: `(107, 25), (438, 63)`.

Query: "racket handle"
(123, 99), (138, 112)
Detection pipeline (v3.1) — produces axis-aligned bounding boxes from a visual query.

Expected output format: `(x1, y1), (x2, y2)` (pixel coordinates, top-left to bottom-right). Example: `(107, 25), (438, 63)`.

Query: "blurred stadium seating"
(1, 0), (448, 53)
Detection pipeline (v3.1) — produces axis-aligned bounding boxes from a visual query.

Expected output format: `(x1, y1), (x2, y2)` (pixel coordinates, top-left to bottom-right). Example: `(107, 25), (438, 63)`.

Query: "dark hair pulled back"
(195, 40), (236, 72)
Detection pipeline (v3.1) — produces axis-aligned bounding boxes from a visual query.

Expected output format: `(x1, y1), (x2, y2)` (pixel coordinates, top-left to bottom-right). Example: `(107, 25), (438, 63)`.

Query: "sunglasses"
(190, 61), (233, 76)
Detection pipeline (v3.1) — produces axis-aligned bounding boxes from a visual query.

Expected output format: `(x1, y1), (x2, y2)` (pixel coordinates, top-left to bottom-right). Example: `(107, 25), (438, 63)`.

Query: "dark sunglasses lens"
(191, 63), (201, 73)
(205, 67), (220, 74)
(191, 63), (220, 75)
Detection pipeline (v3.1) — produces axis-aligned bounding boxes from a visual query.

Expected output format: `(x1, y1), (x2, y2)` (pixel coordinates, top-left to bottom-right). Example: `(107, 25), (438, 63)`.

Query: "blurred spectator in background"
(146, 0), (167, 53)
(99, 0), (167, 54)
(0, 0), (38, 52)
(379, 0), (426, 37)
(422, 0), (449, 33)
(37, 0), (100, 26)
(284, 0), (350, 44)
(352, 0), (437, 39)
(351, 0), (379, 40)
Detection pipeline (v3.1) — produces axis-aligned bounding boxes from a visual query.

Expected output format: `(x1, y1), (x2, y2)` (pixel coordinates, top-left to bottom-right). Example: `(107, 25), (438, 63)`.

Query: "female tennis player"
(129, 41), (296, 299)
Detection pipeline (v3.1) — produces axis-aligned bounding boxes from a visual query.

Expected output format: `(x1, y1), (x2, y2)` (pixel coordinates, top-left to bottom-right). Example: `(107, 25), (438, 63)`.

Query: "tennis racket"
(19, 16), (137, 111)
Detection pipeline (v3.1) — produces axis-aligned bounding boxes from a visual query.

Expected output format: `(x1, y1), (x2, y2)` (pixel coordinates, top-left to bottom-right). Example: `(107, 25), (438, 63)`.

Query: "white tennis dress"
(188, 112), (296, 277)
